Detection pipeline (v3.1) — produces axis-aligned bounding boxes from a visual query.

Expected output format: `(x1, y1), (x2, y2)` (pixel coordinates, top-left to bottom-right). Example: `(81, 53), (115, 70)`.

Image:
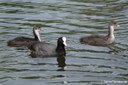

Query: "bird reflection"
(107, 43), (122, 53)
(57, 55), (66, 71)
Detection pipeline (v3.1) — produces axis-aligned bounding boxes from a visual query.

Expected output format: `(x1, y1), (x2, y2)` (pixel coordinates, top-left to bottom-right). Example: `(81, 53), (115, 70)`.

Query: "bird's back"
(7, 37), (37, 47)
(80, 35), (109, 46)
(29, 42), (57, 57)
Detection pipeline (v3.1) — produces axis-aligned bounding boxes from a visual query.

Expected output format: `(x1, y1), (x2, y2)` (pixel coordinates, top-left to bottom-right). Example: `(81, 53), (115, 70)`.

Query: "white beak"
(63, 41), (67, 46)
(62, 37), (67, 46)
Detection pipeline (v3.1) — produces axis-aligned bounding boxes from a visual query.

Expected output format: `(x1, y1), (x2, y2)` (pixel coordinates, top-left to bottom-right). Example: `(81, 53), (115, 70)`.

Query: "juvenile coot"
(80, 21), (119, 46)
(7, 25), (42, 47)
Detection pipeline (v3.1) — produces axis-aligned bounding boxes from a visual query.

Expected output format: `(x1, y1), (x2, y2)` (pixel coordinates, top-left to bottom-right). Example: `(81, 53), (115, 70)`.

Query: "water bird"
(28, 37), (67, 57)
(80, 21), (120, 46)
(7, 25), (42, 47)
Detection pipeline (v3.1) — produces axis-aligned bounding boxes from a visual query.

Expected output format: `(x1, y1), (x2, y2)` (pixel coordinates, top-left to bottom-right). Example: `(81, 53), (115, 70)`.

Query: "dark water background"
(0, 0), (128, 85)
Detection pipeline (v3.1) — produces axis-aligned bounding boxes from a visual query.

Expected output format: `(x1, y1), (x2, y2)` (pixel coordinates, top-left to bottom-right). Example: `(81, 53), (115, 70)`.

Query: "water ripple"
(0, 0), (128, 85)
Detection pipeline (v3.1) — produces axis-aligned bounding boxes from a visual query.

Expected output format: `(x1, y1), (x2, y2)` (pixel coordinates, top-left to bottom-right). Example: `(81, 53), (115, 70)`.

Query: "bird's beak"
(63, 41), (67, 46)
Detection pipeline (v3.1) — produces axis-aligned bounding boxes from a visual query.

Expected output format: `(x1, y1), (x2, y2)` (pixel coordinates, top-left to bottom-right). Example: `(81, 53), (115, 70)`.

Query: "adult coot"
(28, 37), (67, 57)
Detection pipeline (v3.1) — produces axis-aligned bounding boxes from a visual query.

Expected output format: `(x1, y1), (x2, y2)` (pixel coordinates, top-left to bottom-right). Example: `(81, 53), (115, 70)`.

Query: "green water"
(0, 0), (128, 85)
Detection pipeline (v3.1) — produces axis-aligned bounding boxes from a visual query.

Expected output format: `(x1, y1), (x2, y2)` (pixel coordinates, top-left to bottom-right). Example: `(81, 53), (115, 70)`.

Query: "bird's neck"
(56, 43), (66, 56)
(33, 30), (41, 41)
(107, 26), (115, 41)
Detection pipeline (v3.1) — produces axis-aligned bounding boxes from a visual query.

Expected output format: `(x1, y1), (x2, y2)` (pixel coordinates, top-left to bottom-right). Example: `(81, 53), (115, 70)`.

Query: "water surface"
(0, 0), (128, 85)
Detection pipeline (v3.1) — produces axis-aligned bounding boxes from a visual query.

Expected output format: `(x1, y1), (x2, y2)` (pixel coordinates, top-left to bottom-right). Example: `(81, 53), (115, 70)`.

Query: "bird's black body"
(28, 37), (67, 57)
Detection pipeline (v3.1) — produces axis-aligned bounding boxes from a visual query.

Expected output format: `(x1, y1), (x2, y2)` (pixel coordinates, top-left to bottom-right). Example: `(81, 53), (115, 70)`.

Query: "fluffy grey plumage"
(80, 21), (119, 46)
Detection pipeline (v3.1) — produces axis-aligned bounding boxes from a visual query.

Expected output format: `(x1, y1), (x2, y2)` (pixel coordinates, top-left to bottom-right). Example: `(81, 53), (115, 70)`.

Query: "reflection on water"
(57, 55), (66, 71)
(0, 0), (128, 85)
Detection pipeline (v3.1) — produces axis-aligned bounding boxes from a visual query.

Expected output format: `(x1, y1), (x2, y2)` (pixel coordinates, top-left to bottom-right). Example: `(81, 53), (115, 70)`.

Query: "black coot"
(28, 37), (67, 57)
